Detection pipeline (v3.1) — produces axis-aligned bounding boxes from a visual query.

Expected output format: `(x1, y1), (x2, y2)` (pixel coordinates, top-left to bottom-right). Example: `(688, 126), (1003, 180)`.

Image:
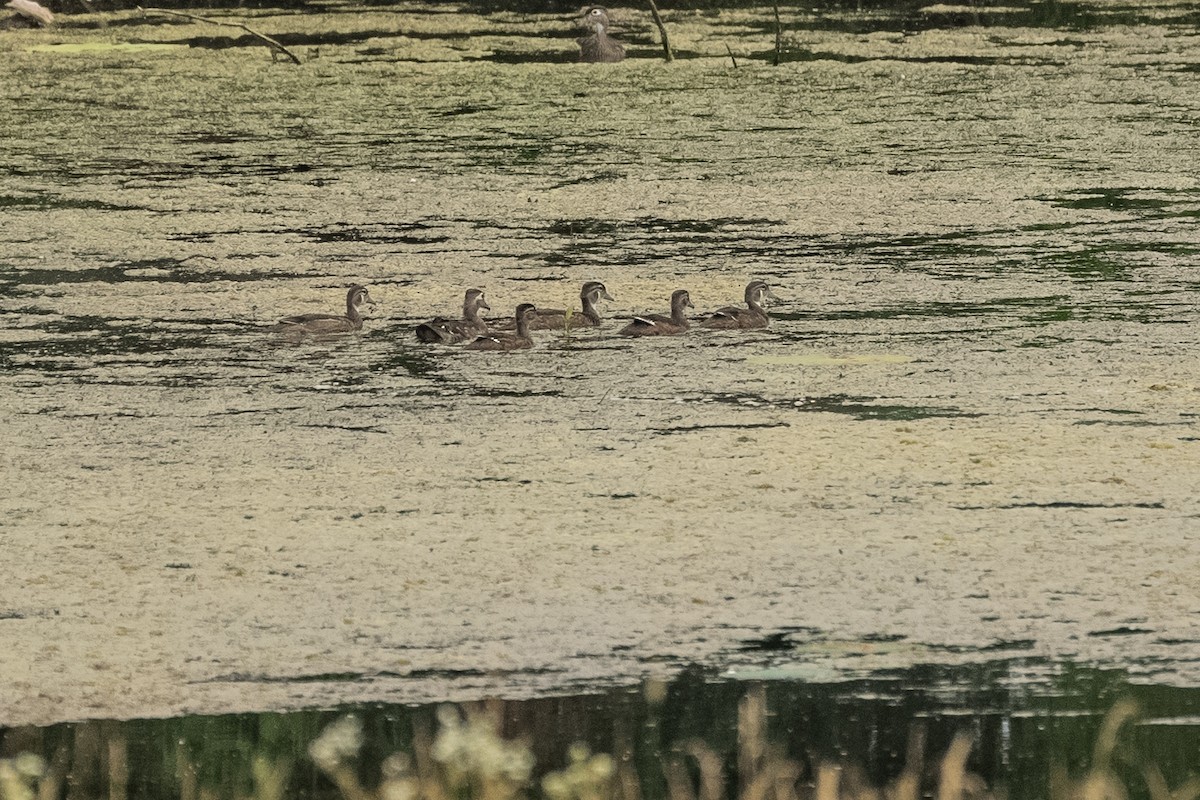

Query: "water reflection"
(2, 663), (1200, 800)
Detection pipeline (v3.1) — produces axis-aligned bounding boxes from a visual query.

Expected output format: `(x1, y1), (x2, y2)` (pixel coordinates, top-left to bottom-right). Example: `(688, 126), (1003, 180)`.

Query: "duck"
(465, 304), (537, 351)
(700, 281), (778, 330)
(272, 285), (374, 335)
(494, 281), (614, 331)
(577, 6), (625, 63)
(415, 289), (490, 344)
(619, 289), (693, 336)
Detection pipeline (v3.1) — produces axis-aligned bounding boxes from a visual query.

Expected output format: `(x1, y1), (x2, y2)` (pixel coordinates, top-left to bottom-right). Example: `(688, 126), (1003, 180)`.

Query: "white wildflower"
(431, 706), (533, 785)
(308, 715), (364, 772)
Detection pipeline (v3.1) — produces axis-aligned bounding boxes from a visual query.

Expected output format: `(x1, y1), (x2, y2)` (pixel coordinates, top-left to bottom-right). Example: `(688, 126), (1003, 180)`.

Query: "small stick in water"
(138, 6), (302, 64)
(773, 2), (783, 66)
(645, 0), (673, 62)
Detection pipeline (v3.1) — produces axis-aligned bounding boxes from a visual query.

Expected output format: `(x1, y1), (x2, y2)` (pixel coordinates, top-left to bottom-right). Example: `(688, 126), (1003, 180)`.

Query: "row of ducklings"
(417, 280), (779, 350)
(271, 280), (777, 351)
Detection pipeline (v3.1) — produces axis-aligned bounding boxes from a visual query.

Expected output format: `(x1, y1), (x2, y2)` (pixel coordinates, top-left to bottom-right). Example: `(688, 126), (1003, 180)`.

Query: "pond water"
(1, 0), (1199, 752)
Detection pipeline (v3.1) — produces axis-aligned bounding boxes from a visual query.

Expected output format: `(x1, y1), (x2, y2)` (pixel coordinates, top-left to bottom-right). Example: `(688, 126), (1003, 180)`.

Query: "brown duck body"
(272, 285), (373, 335)
(416, 289), (490, 344)
(701, 281), (776, 330)
(494, 281), (614, 331)
(577, 6), (625, 63)
(466, 304), (536, 351)
(619, 289), (693, 337)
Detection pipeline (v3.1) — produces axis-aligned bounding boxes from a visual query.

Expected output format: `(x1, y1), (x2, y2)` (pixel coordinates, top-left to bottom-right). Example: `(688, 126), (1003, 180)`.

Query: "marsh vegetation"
(1, 0), (1198, 762)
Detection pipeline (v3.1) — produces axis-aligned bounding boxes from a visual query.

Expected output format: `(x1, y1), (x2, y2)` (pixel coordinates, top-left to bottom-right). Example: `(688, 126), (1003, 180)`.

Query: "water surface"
(1, 0), (1198, 728)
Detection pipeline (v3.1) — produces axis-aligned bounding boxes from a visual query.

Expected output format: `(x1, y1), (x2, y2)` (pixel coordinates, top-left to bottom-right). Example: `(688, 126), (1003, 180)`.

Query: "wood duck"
(494, 281), (614, 331)
(415, 289), (490, 344)
(700, 281), (778, 329)
(466, 304), (537, 351)
(619, 289), (693, 336)
(577, 6), (625, 63)
(272, 285), (374, 335)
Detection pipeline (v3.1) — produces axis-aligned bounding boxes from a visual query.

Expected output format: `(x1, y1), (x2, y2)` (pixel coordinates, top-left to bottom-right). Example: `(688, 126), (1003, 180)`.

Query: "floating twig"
(645, 0), (673, 62)
(725, 43), (738, 68)
(138, 6), (301, 64)
(772, 1), (782, 66)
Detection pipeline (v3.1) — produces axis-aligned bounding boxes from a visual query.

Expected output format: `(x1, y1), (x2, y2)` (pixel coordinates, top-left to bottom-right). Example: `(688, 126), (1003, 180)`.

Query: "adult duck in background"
(700, 281), (778, 330)
(466, 304), (537, 351)
(272, 285), (374, 336)
(495, 281), (614, 331)
(415, 289), (490, 344)
(577, 6), (625, 63)
(619, 289), (693, 336)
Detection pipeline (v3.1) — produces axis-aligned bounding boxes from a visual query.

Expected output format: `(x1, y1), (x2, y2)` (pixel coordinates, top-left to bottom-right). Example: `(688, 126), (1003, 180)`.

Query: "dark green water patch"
(1039, 249), (1132, 282)
(1049, 188), (1175, 213)
(0, 261), (285, 287)
(163, 23), (576, 60)
(547, 217), (783, 237)
(546, 170), (627, 189)
(813, 296), (1071, 323)
(4, 661), (1200, 800)
(796, 393), (982, 421)
(281, 222), (453, 246)
(1088, 627), (1157, 638)
(163, 26), (511, 52)
(953, 501), (1166, 510)
(473, 48), (590, 64)
(369, 348), (443, 379)
(691, 392), (979, 421)
(27, 153), (317, 184)
(1074, 418), (1197, 429)
(439, 103), (504, 118)
(459, 386), (565, 399)
(764, 46), (1057, 68)
(738, 627), (824, 651)
(0, 315), (259, 375)
(651, 421), (791, 435)
(738, 0), (1196, 36)
(299, 422), (389, 434)
(1017, 335), (1075, 349)
(0, 192), (140, 212)
(537, 218), (1142, 278)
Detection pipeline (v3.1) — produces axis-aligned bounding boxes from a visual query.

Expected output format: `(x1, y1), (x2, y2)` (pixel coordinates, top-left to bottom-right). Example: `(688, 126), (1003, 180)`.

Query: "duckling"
(465, 304), (537, 351)
(415, 289), (490, 344)
(619, 289), (693, 336)
(577, 6), (625, 63)
(700, 281), (778, 330)
(272, 285), (374, 335)
(494, 281), (614, 331)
